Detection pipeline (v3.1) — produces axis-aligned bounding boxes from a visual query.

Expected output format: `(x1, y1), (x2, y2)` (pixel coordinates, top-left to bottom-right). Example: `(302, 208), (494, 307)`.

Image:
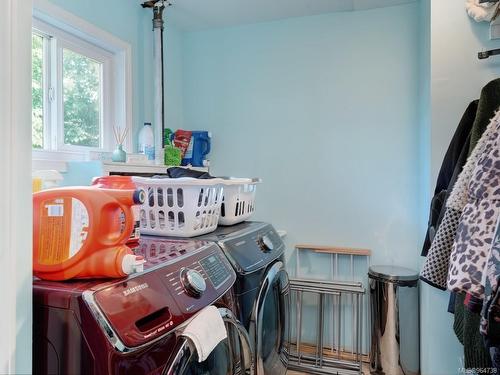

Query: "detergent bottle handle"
(115, 202), (135, 245)
(100, 189), (141, 246)
(115, 189), (144, 245)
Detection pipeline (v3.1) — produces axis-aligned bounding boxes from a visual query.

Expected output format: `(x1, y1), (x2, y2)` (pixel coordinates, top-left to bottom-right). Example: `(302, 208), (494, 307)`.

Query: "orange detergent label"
(38, 198), (89, 265)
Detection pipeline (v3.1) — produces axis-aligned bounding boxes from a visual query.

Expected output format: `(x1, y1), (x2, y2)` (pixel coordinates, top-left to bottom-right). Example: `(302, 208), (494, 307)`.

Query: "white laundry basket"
(219, 178), (261, 226)
(133, 177), (224, 237)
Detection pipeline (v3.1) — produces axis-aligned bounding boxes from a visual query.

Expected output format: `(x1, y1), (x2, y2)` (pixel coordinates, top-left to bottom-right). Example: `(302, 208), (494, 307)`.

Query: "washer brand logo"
(123, 283), (149, 296)
(143, 321), (174, 339)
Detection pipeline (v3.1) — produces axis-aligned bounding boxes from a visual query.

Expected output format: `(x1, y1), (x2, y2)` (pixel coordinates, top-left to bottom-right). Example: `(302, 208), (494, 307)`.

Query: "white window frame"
(32, 0), (133, 171)
(33, 18), (115, 152)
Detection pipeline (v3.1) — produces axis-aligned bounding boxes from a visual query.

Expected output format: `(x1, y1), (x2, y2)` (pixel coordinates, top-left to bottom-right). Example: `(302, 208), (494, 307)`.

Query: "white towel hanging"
(177, 306), (227, 362)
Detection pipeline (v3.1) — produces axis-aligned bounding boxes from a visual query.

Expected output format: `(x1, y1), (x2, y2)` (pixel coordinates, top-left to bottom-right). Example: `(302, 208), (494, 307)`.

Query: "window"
(32, 19), (115, 153)
(31, 2), (132, 170)
(62, 48), (102, 148)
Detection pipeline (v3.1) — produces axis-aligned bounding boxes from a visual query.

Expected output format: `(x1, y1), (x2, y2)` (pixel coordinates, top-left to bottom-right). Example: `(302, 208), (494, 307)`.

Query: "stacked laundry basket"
(133, 176), (261, 237)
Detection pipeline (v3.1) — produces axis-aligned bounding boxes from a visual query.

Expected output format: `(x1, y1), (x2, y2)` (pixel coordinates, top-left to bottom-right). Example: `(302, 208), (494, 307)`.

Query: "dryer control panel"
(84, 237), (236, 352)
(216, 223), (285, 274)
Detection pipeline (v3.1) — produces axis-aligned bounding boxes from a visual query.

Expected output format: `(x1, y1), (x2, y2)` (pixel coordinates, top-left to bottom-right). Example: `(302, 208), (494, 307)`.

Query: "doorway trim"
(0, 0), (33, 373)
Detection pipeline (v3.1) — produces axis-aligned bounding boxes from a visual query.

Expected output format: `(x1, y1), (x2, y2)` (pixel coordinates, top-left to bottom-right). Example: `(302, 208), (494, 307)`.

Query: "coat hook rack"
(478, 48), (500, 59)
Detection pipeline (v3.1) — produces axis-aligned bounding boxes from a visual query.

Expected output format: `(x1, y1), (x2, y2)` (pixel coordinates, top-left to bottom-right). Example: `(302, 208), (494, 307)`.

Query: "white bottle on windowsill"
(138, 122), (155, 162)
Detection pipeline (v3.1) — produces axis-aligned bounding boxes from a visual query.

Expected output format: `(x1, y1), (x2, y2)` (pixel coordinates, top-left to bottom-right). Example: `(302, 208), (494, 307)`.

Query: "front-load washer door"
(250, 261), (290, 375)
(162, 308), (254, 375)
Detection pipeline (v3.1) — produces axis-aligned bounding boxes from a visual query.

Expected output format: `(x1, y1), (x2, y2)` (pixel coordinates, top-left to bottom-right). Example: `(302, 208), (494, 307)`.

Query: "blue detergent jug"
(182, 131), (211, 167)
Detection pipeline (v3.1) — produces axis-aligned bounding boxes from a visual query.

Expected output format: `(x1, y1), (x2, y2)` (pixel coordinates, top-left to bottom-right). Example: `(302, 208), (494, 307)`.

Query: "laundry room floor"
(287, 364), (369, 374)
(288, 371), (366, 374)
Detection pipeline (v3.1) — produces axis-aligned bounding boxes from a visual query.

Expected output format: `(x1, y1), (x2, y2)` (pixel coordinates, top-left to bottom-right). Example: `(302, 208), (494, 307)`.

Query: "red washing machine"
(33, 237), (254, 375)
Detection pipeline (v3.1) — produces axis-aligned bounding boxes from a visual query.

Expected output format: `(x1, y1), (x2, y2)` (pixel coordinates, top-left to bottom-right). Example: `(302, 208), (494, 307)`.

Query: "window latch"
(48, 87), (55, 102)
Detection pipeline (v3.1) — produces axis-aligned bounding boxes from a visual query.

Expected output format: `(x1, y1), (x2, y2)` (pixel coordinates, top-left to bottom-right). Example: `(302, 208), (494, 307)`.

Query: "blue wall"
(180, 3), (422, 356)
(181, 3), (422, 270)
(417, 1), (459, 374)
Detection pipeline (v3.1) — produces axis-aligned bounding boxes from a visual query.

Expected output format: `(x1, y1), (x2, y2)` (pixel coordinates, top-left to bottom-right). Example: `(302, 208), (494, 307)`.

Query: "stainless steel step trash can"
(369, 265), (419, 375)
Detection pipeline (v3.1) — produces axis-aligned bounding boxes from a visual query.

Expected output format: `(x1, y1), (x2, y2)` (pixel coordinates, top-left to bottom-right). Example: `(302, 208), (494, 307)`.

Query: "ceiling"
(161, 0), (417, 31)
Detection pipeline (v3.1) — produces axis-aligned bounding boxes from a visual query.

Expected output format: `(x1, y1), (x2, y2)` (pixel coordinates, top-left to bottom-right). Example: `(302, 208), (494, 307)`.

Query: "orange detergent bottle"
(92, 176), (141, 244)
(33, 186), (146, 281)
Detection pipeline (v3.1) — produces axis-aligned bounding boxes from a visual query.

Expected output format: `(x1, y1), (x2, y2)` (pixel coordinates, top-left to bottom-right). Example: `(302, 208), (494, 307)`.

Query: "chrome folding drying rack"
(288, 245), (370, 375)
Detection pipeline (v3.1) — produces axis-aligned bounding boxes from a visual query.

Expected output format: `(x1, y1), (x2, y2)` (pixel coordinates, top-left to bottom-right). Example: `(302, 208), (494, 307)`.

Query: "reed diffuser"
(112, 125), (128, 162)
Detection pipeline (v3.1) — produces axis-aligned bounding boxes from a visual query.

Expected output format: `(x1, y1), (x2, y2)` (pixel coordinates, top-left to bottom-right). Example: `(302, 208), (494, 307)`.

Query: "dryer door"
(162, 308), (254, 375)
(250, 261), (290, 375)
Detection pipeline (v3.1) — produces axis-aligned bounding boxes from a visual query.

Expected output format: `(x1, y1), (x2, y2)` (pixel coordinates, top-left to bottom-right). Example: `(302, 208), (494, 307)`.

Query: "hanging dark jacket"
(421, 100), (477, 256)
(469, 78), (500, 153)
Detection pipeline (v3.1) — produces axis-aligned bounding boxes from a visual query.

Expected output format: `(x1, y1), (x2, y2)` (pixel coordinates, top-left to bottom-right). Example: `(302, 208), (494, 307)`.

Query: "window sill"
(101, 161), (209, 175)
(32, 150), (211, 176)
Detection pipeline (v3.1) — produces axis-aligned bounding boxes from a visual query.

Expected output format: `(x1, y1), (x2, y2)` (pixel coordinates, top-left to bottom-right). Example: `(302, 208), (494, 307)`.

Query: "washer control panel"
(160, 244), (234, 313)
(200, 253), (232, 288)
(90, 238), (236, 350)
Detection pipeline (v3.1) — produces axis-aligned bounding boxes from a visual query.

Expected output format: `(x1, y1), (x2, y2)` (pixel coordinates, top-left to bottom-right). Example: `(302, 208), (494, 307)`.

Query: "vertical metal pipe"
(295, 249), (300, 277)
(297, 290), (303, 364)
(350, 255), (354, 280)
(160, 27), (165, 148)
(335, 254), (339, 359)
(365, 266), (369, 357)
(352, 294), (360, 360)
(335, 254), (339, 277)
(363, 291), (367, 358)
(351, 292), (355, 356)
(330, 254), (334, 355)
(330, 254), (334, 279)
(334, 293), (337, 356)
(330, 294), (334, 356)
(151, 2), (165, 162)
(349, 254), (354, 356)
(359, 292), (363, 369)
(318, 294), (324, 367)
(337, 293), (341, 360)
(295, 249), (302, 363)
(356, 294), (360, 361)
(365, 254), (370, 357)
(153, 26), (162, 161)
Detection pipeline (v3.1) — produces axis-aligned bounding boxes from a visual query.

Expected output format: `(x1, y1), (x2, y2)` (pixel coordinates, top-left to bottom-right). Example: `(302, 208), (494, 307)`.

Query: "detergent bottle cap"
(122, 254), (146, 275)
(133, 189), (146, 204)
